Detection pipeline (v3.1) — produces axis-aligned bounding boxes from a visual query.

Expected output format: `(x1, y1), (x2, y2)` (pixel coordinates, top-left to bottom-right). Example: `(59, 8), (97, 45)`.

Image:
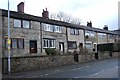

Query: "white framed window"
(70, 28), (79, 35)
(43, 23), (62, 33)
(44, 24), (53, 32)
(54, 25), (61, 33)
(43, 39), (55, 48)
(70, 29), (74, 34)
(75, 29), (79, 35)
(14, 19), (21, 28)
(85, 30), (95, 37)
(23, 20), (30, 28)
(98, 33), (106, 38)
(85, 43), (92, 49)
(44, 39), (49, 48)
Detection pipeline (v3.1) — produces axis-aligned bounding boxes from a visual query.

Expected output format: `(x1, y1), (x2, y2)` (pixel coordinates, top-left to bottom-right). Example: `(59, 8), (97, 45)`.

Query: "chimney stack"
(42, 8), (49, 18)
(17, 2), (24, 13)
(87, 21), (92, 27)
(103, 25), (108, 30)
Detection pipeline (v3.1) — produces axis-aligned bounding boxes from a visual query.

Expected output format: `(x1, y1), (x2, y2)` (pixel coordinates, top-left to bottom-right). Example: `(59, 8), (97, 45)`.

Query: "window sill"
(43, 47), (56, 49)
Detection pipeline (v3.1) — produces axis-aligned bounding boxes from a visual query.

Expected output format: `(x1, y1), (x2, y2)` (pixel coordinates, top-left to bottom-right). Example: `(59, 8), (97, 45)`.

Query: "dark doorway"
(30, 40), (37, 53)
(59, 42), (64, 53)
(95, 52), (99, 59)
(74, 52), (79, 62)
(79, 43), (83, 52)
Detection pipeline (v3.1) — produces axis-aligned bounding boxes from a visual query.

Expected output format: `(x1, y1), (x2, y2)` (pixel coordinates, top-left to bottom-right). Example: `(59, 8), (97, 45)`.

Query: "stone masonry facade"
(0, 9), (119, 57)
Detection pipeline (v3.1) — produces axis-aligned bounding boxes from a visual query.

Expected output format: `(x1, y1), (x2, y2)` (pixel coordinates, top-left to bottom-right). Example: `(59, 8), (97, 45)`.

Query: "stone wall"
(2, 52), (119, 73)
(2, 17), (41, 57)
(2, 55), (74, 73)
(0, 9), (2, 58)
(41, 23), (68, 54)
(0, 10), (2, 80)
(67, 28), (84, 52)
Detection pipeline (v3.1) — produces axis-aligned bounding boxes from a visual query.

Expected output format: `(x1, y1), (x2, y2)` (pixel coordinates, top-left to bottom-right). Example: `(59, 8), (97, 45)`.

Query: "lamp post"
(7, 0), (11, 75)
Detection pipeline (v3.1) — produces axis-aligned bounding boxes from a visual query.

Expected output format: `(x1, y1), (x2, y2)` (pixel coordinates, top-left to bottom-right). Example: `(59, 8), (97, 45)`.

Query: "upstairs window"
(14, 19), (21, 28)
(14, 19), (30, 28)
(54, 25), (61, 33)
(44, 24), (53, 32)
(43, 23), (62, 33)
(85, 30), (95, 37)
(98, 33), (106, 38)
(23, 20), (30, 28)
(70, 28), (79, 35)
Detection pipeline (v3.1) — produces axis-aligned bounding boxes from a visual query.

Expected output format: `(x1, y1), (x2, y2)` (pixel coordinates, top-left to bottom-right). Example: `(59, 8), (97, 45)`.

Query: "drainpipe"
(107, 33), (109, 43)
(66, 27), (68, 53)
(40, 23), (42, 53)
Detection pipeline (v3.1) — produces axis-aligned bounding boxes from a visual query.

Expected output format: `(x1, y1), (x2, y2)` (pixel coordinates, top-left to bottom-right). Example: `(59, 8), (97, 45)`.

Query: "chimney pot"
(46, 8), (47, 11)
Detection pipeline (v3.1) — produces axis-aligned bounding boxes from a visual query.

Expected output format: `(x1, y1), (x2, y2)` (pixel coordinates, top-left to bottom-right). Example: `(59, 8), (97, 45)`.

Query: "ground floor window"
(85, 43), (92, 49)
(5, 38), (24, 49)
(68, 41), (77, 49)
(43, 39), (55, 48)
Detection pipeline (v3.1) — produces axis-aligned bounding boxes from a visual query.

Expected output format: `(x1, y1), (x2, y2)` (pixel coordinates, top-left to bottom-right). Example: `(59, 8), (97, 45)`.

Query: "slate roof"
(1, 9), (117, 35)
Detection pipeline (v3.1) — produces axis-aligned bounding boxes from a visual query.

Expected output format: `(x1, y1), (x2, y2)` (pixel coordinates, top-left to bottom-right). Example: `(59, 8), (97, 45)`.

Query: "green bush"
(45, 48), (56, 55)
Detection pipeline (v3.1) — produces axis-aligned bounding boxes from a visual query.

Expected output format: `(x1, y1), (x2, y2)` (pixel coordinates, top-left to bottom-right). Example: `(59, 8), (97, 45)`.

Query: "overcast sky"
(0, 0), (119, 30)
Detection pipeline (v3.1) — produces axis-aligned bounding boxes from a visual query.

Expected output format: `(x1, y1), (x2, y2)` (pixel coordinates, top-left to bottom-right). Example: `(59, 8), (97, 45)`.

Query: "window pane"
(5, 38), (8, 49)
(18, 39), (24, 49)
(12, 39), (17, 48)
(50, 25), (53, 32)
(54, 26), (61, 33)
(14, 19), (21, 27)
(85, 43), (92, 49)
(44, 24), (53, 32)
(50, 40), (55, 48)
(75, 29), (79, 35)
(47, 40), (49, 47)
(98, 33), (106, 38)
(70, 29), (74, 34)
(53, 40), (55, 48)
(23, 20), (29, 28)
(44, 25), (47, 31)
(49, 40), (52, 47)
(44, 39), (55, 48)
(44, 39), (49, 48)
(44, 40), (46, 47)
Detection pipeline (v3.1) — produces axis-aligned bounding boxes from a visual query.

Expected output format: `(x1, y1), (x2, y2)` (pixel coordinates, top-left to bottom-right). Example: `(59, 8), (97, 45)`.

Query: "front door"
(59, 42), (64, 53)
(30, 40), (37, 53)
(79, 43), (83, 52)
